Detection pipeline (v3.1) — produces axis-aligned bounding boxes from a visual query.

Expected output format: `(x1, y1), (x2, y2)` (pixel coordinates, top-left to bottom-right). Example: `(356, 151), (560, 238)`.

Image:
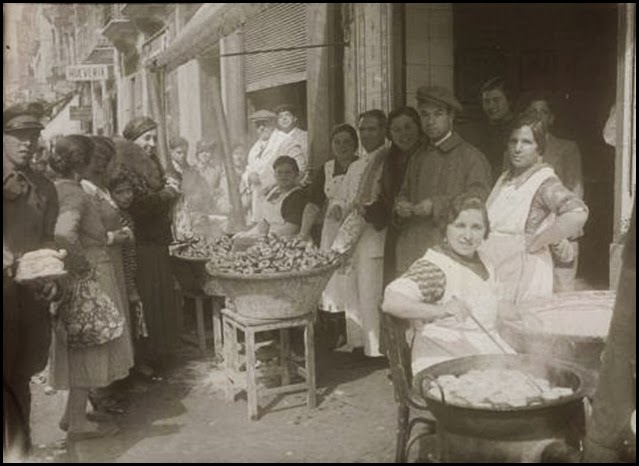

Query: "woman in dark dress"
(117, 117), (181, 372)
(363, 107), (425, 285)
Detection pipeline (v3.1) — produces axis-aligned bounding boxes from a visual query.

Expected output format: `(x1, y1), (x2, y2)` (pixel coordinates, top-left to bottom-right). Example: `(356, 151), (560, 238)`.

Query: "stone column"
(306, 3), (338, 169)
(610, 3), (637, 289)
(220, 31), (247, 145)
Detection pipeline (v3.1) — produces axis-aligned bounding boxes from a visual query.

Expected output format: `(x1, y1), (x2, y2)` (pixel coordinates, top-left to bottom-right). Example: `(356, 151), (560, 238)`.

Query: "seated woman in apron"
(382, 194), (515, 375)
(480, 112), (588, 305)
(236, 156), (307, 238)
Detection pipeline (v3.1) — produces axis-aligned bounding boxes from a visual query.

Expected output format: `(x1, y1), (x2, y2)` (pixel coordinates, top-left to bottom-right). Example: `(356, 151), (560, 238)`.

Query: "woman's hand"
(412, 198), (433, 217)
(395, 200), (414, 218)
(525, 233), (547, 254)
(327, 205), (344, 223)
(256, 219), (270, 236)
(248, 172), (261, 187)
(443, 297), (471, 322)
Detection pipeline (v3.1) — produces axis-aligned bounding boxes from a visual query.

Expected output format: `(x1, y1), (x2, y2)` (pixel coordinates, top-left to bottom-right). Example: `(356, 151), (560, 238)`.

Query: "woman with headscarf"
(81, 136), (137, 410)
(116, 116), (181, 373)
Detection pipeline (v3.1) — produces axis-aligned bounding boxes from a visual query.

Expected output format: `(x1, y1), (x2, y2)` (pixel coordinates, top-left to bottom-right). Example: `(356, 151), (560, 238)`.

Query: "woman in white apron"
(383, 194), (515, 375)
(480, 113), (588, 304)
(298, 125), (359, 338)
(238, 156), (306, 238)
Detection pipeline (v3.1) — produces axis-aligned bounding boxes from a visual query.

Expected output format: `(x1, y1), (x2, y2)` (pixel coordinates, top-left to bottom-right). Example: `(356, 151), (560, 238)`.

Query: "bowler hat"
(416, 86), (462, 112)
(122, 116), (157, 141)
(249, 110), (277, 122)
(3, 102), (45, 132)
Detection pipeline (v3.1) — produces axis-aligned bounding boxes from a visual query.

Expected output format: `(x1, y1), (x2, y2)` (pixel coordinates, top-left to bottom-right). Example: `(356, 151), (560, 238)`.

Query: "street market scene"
(3, 3), (636, 463)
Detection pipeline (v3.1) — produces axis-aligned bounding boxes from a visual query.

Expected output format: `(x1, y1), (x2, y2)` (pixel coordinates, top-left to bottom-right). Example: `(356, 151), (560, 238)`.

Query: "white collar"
(434, 131), (453, 147)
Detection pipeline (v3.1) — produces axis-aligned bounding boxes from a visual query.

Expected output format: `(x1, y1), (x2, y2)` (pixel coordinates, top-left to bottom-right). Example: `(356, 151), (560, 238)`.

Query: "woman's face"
(446, 208), (487, 258)
(134, 129), (157, 157)
(111, 181), (134, 209)
(88, 149), (112, 175)
(331, 131), (357, 164)
(274, 163), (298, 191)
(507, 125), (540, 171)
(389, 114), (421, 152)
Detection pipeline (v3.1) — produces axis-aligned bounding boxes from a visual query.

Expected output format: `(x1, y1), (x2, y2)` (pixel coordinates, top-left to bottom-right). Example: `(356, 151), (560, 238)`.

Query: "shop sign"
(66, 64), (109, 81)
(69, 106), (93, 121)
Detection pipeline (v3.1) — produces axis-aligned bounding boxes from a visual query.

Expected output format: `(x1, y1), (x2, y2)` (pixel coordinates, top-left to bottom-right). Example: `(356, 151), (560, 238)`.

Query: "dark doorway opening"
(453, 3), (618, 287)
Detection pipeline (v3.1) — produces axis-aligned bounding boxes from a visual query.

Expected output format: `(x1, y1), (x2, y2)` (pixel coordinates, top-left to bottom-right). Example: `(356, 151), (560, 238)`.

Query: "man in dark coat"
(3, 102), (60, 459)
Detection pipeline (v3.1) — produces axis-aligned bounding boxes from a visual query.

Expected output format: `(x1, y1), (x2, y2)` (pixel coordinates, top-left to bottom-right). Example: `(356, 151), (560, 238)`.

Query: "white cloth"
(388, 249), (515, 375)
(320, 160), (351, 313)
(257, 184), (302, 238)
(323, 148), (388, 356)
(480, 166), (556, 303)
(278, 127), (309, 181)
(244, 129), (288, 222)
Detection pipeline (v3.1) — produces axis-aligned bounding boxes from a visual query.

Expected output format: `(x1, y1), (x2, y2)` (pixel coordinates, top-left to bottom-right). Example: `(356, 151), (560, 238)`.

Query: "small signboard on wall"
(66, 64), (109, 81)
(69, 106), (93, 121)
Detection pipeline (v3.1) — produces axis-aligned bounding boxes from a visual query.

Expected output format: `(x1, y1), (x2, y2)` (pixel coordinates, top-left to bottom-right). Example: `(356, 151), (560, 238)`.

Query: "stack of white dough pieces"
(15, 248), (67, 283)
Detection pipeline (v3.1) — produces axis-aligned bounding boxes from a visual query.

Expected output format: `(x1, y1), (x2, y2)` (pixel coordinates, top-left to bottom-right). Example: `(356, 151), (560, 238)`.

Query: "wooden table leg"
(195, 297), (206, 352)
(305, 320), (317, 409)
(223, 318), (235, 402)
(245, 328), (259, 420)
(212, 298), (223, 361)
(280, 328), (291, 385)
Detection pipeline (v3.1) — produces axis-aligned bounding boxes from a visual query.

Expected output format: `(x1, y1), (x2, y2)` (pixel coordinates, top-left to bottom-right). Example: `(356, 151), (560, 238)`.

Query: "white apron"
(410, 249), (515, 375)
(258, 185), (302, 238)
(244, 129), (288, 223)
(320, 160), (351, 313)
(480, 166), (555, 304)
(328, 147), (388, 356)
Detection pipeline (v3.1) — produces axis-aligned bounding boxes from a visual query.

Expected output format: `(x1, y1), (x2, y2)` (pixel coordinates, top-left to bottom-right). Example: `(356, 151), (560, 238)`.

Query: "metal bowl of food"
(414, 354), (592, 462)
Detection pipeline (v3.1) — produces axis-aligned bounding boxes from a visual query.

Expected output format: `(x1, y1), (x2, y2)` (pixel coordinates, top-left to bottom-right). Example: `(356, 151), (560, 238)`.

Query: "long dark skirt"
(135, 243), (178, 366)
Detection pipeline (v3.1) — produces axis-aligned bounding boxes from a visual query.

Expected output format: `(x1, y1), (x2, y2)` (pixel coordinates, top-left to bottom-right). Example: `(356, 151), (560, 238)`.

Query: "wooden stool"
(179, 290), (223, 357)
(222, 308), (316, 420)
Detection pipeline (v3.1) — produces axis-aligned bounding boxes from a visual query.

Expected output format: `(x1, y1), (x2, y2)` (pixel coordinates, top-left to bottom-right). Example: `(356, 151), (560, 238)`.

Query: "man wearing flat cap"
(394, 85), (492, 274)
(3, 103), (60, 459)
(243, 110), (288, 222)
(275, 104), (309, 185)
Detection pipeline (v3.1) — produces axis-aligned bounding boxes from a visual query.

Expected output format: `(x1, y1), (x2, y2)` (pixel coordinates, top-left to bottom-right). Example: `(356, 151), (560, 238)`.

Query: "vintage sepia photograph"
(3, 3), (635, 463)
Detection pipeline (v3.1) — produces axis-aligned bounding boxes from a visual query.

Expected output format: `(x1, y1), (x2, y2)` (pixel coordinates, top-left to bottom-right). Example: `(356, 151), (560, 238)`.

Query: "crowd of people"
(3, 74), (633, 463)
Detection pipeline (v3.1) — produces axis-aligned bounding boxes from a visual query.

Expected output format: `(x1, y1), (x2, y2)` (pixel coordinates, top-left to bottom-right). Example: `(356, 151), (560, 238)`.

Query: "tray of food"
(15, 249), (68, 284)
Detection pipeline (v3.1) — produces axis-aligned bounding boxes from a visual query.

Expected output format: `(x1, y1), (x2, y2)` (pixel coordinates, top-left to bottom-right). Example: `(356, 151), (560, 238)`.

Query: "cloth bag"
(59, 270), (124, 348)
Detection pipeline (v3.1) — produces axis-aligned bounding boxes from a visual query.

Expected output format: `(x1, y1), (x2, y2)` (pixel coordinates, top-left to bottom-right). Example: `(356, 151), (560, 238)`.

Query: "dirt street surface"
(28, 343), (397, 463)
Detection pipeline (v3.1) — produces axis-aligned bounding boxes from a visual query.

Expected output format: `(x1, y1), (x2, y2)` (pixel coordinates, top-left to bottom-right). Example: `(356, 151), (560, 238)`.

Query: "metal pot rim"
(415, 354), (589, 413)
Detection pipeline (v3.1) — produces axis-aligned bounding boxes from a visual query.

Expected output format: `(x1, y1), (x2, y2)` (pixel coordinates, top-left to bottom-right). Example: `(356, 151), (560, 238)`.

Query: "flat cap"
(122, 116), (157, 141)
(3, 102), (45, 132)
(416, 85), (462, 112)
(249, 110), (277, 121)
(274, 104), (298, 116)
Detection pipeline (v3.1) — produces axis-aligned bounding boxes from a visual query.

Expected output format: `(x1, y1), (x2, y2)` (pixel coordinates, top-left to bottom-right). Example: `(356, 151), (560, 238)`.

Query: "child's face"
(111, 182), (134, 209)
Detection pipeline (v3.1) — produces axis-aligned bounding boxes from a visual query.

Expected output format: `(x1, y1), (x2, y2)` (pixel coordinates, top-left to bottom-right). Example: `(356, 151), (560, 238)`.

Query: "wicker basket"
(204, 261), (341, 320)
(169, 253), (214, 295)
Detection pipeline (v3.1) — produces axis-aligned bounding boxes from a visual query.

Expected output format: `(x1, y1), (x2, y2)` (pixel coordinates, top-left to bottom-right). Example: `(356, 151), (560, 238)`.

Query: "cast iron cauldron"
(415, 354), (592, 463)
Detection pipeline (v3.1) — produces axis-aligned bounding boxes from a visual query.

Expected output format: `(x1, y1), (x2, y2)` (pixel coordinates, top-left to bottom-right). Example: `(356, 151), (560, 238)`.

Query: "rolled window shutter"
(243, 3), (307, 92)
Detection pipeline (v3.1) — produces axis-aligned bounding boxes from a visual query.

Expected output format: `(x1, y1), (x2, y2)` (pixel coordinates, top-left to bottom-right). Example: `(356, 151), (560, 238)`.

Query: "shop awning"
(146, 3), (274, 72)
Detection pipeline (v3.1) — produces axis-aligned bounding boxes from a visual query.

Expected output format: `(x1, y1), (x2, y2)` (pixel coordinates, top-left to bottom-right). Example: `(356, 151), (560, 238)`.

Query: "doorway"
(453, 3), (618, 287)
